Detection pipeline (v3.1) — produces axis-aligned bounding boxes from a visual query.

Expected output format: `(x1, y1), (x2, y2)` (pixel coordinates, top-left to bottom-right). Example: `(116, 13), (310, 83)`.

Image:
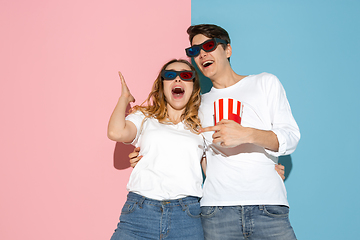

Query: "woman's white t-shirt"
(125, 111), (204, 200)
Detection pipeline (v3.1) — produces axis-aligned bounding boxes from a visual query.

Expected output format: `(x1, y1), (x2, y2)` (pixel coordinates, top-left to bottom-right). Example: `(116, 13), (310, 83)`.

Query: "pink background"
(0, 0), (190, 239)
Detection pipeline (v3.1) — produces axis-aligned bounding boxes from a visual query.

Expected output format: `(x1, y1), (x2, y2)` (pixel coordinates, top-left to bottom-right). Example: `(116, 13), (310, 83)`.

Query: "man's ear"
(225, 44), (232, 58)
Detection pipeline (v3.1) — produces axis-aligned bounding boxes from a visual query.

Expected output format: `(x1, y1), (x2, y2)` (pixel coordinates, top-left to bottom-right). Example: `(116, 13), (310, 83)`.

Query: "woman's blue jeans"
(110, 192), (204, 240)
(201, 205), (297, 240)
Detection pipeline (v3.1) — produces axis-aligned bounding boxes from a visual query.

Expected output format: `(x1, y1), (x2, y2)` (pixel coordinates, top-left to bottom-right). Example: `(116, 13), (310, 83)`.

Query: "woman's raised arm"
(107, 72), (137, 143)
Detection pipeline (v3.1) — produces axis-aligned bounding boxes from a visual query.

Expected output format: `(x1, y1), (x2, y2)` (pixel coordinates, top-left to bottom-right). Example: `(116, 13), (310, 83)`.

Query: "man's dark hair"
(187, 24), (230, 47)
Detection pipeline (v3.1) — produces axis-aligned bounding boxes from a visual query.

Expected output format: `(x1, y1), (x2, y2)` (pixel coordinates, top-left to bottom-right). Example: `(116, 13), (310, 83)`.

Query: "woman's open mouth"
(172, 86), (185, 98)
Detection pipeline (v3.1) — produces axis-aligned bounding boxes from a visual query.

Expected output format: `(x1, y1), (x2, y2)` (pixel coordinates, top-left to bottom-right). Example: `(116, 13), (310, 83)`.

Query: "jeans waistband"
(127, 192), (200, 208)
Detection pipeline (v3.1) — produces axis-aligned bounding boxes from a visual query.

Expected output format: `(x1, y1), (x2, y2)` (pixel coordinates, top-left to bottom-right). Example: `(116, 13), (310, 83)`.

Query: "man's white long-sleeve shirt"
(199, 72), (300, 207)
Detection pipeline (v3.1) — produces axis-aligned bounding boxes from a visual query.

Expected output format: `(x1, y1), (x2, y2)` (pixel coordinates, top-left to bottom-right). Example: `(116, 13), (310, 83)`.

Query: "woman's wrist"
(119, 95), (133, 104)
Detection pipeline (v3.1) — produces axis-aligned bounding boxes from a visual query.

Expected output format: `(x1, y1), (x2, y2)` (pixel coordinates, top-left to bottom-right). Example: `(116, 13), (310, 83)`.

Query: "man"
(186, 24), (300, 240)
(130, 24), (299, 239)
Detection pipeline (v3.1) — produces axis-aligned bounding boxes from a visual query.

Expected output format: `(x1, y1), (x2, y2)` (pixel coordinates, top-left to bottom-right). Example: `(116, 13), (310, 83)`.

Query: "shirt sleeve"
(125, 110), (146, 146)
(263, 74), (300, 157)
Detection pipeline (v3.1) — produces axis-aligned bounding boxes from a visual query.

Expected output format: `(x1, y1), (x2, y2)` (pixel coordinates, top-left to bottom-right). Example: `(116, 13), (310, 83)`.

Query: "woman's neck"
(166, 106), (185, 124)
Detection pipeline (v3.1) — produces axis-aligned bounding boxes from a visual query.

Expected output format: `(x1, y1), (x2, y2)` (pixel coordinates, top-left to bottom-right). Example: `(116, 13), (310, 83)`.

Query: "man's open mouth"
(203, 60), (214, 67)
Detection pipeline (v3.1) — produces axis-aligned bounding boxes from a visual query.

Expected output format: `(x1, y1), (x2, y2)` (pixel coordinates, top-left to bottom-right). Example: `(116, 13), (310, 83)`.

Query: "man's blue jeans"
(201, 205), (296, 240)
(110, 192), (204, 240)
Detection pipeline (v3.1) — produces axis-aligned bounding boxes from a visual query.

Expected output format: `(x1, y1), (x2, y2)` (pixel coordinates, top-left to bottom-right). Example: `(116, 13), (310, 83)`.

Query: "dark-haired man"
(186, 24), (300, 240)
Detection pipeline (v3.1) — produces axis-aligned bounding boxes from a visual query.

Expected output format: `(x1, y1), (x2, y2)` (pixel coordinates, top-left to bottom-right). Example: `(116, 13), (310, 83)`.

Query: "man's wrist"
(249, 127), (261, 145)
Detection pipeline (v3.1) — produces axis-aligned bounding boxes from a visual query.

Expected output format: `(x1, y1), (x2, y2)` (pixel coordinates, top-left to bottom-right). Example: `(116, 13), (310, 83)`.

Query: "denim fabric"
(201, 205), (296, 240)
(110, 192), (204, 240)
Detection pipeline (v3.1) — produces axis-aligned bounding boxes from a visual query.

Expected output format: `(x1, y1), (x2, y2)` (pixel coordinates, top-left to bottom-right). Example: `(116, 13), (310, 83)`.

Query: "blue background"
(192, 0), (360, 239)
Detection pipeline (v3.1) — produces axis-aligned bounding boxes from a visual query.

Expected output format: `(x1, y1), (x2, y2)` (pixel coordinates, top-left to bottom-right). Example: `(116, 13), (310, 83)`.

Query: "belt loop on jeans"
(138, 196), (145, 208)
(259, 205), (264, 211)
(178, 198), (187, 211)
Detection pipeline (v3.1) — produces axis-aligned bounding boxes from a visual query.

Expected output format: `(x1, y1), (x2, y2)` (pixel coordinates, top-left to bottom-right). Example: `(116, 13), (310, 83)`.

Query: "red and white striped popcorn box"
(213, 98), (244, 125)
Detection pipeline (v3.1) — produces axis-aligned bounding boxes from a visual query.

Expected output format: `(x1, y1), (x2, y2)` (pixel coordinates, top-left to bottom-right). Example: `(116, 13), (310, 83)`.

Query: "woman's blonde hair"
(131, 59), (201, 133)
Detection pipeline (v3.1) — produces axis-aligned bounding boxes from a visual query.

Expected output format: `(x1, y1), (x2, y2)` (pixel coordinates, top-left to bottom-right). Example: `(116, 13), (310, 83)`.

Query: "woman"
(108, 59), (205, 239)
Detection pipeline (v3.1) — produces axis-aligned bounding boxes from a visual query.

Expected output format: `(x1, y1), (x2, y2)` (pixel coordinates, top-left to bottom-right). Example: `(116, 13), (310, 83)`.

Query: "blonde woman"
(108, 59), (205, 239)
